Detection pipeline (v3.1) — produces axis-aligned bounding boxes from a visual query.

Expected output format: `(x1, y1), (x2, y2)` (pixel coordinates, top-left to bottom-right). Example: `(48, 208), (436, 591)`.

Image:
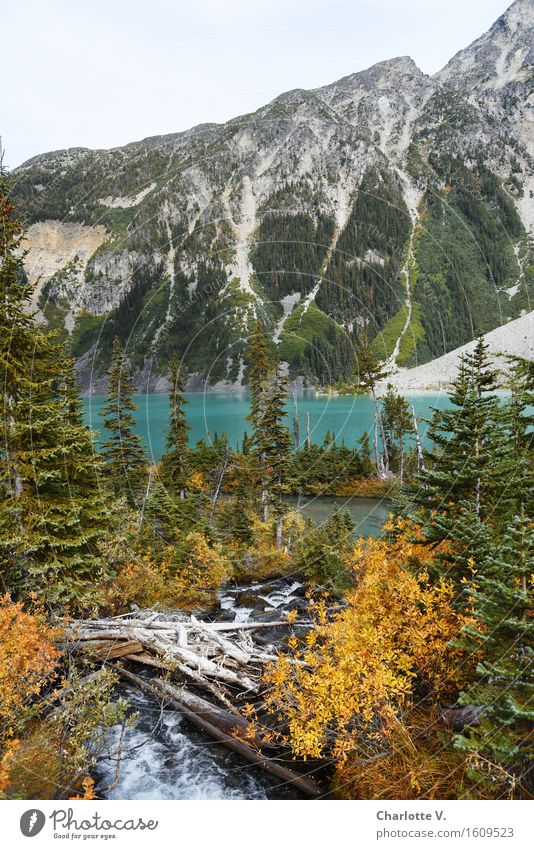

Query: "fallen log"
(126, 651), (242, 716)
(111, 664), (321, 797)
(85, 640), (144, 661)
(72, 617), (301, 633)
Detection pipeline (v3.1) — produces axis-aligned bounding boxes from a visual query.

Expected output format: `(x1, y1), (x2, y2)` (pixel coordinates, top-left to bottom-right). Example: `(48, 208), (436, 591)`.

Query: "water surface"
(83, 391), (452, 461)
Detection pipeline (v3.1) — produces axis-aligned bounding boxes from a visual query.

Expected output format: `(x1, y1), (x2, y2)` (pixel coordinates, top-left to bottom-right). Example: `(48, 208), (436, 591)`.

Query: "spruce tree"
(382, 383), (412, 481)
(228, 455), (255, 544)
(455, 513), (534, 792)
(160, 353), (190, 499)
(246, 320), (272, 432)
(408, 345), (519, 586)
(255, 365), (292, 547)
(245, 320), (272, 521)
(357, 430), (372, 476)
(100, 337), (147, 505)
(355, 332), (389, 475)
(414, 352), (503, 515)
(0, 172), (108, 606)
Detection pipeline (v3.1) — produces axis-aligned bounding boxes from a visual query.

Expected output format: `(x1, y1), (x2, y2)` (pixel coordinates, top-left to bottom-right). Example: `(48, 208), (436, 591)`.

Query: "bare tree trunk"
(209, 448), (229, 523)
(371, 387), (388, 476)
(275, 512), (283, 550)
(373, 411), (382, 476)
(138, 468), (153, 532)
(399, 436), (404, 484)
(262, 491), (269, 523)
(306, 412), (311, 450)
(412, 405), (426, 472)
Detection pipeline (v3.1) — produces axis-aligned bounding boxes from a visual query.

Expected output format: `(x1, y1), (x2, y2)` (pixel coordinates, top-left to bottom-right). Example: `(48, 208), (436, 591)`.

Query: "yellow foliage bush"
(233, 512), (302, 581)
(111, 533), (231, 610)
(172, 531), (231, 604)
(263, 520), (477, 763)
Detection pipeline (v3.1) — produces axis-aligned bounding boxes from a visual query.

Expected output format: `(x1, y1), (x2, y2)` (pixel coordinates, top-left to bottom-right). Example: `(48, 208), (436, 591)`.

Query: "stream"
(95, 499), (388, 800)
(95, 578), (310, 800)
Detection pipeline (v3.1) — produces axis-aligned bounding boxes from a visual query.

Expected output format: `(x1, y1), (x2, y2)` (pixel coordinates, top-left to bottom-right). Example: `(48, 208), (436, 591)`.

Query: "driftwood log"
(111, 664), (321, 797)
(66, 608), (319, 796)
(68, 609), (307, 696)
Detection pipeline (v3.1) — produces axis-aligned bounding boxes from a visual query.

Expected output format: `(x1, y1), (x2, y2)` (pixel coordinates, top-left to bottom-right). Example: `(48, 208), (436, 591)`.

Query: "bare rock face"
(12, 0), (534, 390)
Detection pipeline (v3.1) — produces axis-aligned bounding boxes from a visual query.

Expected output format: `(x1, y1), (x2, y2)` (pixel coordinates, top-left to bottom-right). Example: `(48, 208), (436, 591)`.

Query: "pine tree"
(358, 430), (372, 476)
(455, 514), (534, 792)
(382, 383), (412, 481)
(355, 332), (390, 475)
(228, 455), (255, 544)
(246, 320), (272, 432)
(160, 353), (191, 499)
(408, 346), (520, 586)
(253, 364), (292, 547)
(100, 337), (147, 505)
(415, 353), (502, 515)
(0, 172), (108, 606)
(56, 357), (110, 553)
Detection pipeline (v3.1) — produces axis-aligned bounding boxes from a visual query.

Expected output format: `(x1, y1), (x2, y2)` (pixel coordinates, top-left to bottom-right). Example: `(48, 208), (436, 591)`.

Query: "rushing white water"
(219, 579), (304, 621)
(96, 578), (310, 800)
(96, 688), (279, 800)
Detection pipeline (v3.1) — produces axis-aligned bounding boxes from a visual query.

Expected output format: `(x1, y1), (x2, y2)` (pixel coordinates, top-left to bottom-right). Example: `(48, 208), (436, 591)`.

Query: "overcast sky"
(2, 0), (513, 168)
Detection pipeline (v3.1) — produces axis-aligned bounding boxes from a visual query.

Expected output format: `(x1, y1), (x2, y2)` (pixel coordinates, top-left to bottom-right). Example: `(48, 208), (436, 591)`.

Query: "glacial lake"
(82, 390), (452, 461)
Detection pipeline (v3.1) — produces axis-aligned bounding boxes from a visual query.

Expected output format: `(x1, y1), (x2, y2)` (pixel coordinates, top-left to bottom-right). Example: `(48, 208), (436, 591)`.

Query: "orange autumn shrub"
(0, 595), (60, 729)
(263, 520), (477, 763)
(112, 555), (173, 610)
(0, 594), (61, 795)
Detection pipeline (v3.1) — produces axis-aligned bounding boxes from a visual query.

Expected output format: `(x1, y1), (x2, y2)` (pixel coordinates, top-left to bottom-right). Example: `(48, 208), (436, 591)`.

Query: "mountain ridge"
(11, 0), (534, 392)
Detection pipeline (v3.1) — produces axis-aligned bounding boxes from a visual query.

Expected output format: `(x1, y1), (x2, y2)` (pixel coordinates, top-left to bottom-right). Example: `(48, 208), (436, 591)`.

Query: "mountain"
(11, 0), (534, 391)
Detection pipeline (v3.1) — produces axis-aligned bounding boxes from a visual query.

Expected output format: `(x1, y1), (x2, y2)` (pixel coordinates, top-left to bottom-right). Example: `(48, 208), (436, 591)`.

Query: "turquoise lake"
(83, 391), (453, 462)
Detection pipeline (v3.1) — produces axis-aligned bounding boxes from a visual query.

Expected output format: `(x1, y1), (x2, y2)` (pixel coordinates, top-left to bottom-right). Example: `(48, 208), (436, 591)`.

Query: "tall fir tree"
(0, 172), (108, 606)
(407, 343), (524, 587)
(160, 353), (191, 499)
(255, 364), (292, 547)
(382, 383), (412, 481)
(455, 513), (534, 794)
(246, 320), (272, 432)
(100, 337), (147, 505)
(355, 332), (389, 475)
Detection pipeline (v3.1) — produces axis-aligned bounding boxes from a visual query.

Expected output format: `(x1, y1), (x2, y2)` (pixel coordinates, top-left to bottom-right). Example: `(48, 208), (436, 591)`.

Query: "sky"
(1, 0), (514, 168)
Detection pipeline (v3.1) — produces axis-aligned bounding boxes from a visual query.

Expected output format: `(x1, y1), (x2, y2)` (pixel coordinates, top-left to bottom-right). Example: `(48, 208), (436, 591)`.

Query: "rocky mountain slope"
(11, 0), (534, 391)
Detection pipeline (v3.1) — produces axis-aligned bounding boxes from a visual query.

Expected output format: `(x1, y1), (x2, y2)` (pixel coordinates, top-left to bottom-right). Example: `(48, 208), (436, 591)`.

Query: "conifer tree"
(160, 353), (190, 499)
(228, 455), (255, 544)
(0, 172), (108, 605)
(246, 320), (272, 431)
(414, 352), (502, 516)
(407, 345), (520, 586)
(255, 365), (292, 547)
(455, 513), (534, 791)
(355, 332), (389, 475)
(100, 337), (147, 505)
(382, 383), (412, 481)
(245, 320), (273, 520)
(358, 430), (372, 476)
